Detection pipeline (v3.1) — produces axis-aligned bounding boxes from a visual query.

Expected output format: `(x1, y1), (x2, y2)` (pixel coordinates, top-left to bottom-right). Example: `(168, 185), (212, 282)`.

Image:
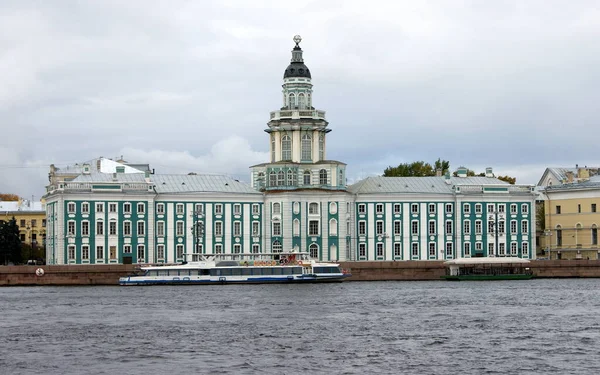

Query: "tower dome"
(283, 35), (311, 79)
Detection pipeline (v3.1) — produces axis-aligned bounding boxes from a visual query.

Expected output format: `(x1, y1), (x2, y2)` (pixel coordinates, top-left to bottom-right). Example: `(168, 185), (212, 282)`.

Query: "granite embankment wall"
(1, 260), (600, 286)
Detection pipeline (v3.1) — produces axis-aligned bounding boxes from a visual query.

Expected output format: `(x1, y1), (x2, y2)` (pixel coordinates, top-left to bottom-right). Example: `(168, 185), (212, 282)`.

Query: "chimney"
(566, 171), (574, 183)
(485, 167), (494, 178)
(436, 168), (442, 177)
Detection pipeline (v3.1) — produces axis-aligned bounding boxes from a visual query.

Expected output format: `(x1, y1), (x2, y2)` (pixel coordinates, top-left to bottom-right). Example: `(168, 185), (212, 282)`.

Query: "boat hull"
(441, 274), (534, 281)
(119, 274), (351, 286)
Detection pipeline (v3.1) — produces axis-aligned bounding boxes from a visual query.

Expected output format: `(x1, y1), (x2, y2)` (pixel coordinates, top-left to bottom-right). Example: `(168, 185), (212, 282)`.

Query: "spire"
(291, 35), (303, 62)
(283, 35), (311, 79)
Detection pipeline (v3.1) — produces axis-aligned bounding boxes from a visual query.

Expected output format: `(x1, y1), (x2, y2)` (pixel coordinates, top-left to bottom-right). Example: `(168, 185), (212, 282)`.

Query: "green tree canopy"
(384, 159), (450, 177)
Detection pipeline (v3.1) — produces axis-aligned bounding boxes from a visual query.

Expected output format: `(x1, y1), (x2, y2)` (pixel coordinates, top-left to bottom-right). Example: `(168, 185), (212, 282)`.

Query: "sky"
(1, 0), (599, 201)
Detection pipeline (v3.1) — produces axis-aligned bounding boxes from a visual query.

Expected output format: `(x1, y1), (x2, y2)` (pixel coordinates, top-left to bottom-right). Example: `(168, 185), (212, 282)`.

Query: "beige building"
(538, 166), (600, 260)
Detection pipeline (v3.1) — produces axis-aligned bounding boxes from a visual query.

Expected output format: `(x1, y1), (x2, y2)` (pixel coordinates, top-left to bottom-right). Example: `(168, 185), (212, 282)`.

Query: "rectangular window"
(252, 204), (260, 215)
(445, 204), (452, 214)
(215, 222), (223, 236)
(475, 204), (482, 214)
(376, 243), (383, 257)
(109, 203), (117, 213)
(593, 227), (598, 245)
(411, 221), (418, 235)
(475, 220), (482, 234)
(157, 245), (165, 260)
(252, 221), (260, 236)
(234, 244), (242, 254)
(82, 245), (89, 260)
(358, 221), (366, 236)
(376, 221), (383, 235)
(252, 244), (259, 253)
(556, 205), (561, 214)
(30, 219), (37, 227)
(137, 245), (145, 260)
(176, 221), (184, 236)
(96, 246), (104, 259)
(498, 205), (505, 213)
(464, 242), (471, 257)
(429, 243), (436, 257)
(475, 242), (482, 251)
(215, 204), (223, 215)
(463, 204), (470, 214)
(394, 204), (401, 214)
(499, 243), (505, 256)
(157, 222), (165, 237)
(488, 243), (494, 256)
(510, 204), (517, 214)
(376, 204), (383, 214)
(309, 220), (319, 236)
(522, 242), (529, 256)
(124, 245), (131, 254)
(81, 203), (89, 214)
(20, 219), (25, 227)
(109, 221), (116, 235)
(592, 204), (597, 213)
(429, 221), (436, 235)
(233, 204), (241, 215)
(521, 204), (528, 214)
(309, 203), (319, 214)
(394, 221), (401, 235)
(578, 204), (581, 213)
(68, 245), (76, 260)
(137, 203), (145, 214)
(176, 204), (184, 215)
(411, 204), (419, 214)
(359, 243), (366, 258)
(463, 220), (470, 235)
(234, 221), (241, 236)
(123, 222), (131, 236)
(487, 204), (494, 213)
(176, 244), (184, 259)
(137, 221), (145, 236)
(272, 222), (281, 236)
(123, 203), (131, 214)
(511, 242), (518, 255)
(96, 203), (103, 213)
(445, 243), (453, 256)
(445, 221), (453, 235)
(42, 219), (46, 227)
(110, 246), (117, 260)
(411, 243), (418, 257)
(498, 221), (505, 234)
(68, 203), (76, 213)
(521, 221), (528, 234)
(358, 204), (366, 214)
(429, 204), (436, 214)
(81, 221), (89, 236)
(157, 203), (165, 214)
(96, 221), (104, 235)
(394, 243), (401, 258)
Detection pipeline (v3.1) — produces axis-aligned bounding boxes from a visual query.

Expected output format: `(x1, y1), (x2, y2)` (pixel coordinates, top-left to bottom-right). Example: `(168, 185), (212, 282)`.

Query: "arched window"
(309, 202), (319, 214)
(277, 171), (285, 186)
(303, 170), (311, 185)
(298, 93), (306, 109)
(319, 134), (324, 160)
(301, 134), (312, 160)
(329, 218), (338, 236)
(309, 243), (319, 259)
(319, 169), (327, 185)
(288, 93), (295, 108)
(281, 135), (291, 160)
(269, 171), (276, 187)
(272, 240), (282, 253)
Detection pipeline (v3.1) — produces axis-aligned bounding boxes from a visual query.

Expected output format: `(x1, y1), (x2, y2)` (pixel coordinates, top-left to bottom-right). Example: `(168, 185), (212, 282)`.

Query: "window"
(578, 204), (581, 213)
(288, 93), (295, 108)
(376, 221), (383, 235)
(68, 245), (75, 260)
(234, 221), (241, 236)
(252, 244), (259, 253)
(446, 243), (453, 257)
(445, 221), (453, 235)
(273, 240), (283, 253)
(475, 204), (482, 214)
(498, 243), (505, 256)
(429, 204), (436, 214)
(123, 221), (131, 236)
(269, 171), (277, 187)
(301, 134), (312, 160)
(174, 244), (183, 259)
(30, 219), (37, 227)
(215, 244), (223, 254)
(319, 169), (327, 185)
(511, 242), (518, 255)
(358, 221), (366, 236)
(463, 204), (470, 214)
(463, 220), (470, 235)
(137, 203), (145, 214)
(272, 222), (281, 236)
(81, 221), (89, 236)
(429, 243), (436, 257)
(394, 221), (401, 235)
(309, 244), (318, 258)
(556, 205), (561, 214)
(522, 242), (529, 256)
(157, 203), (165, 214)
(110, 246), (117, 260)
(498, 221), (505, 234)
(318, 134), (324, 160)
(303, 170), (311, 185)
(109, 203), (117, 213)
(81, 203), (89, 214)
(137, 221), (145, 236)
(445, 204), (453, 214)
(475, 220), (482, 234)
(96, 246), (104, 259)
(96, 221), (104, 235)
(157, 222), (165, 237)
(309, 203), (319, 214)
(176, 204), (184, 215)
(123, 203), (131, 214)
(487, 204), (494, 213)
(429, 221), (436, 235)
(375, 243), (383, 258)
(510, 220), (517, 233)
(20, 219), (25, 227)
(215, 204), (223, 215)
(252, 221), (260, 236)
(82, 245), (89, 260)
(411, 221), (418, 235)
(137, 245), (145, 261)
(411, 243), (419, 257)
(233, 244), (241, 254)
(521, 204), (528, 214)
(95, 203), (103, 213)
(476, 242), (482, 251)
(281, 135), (292, 160)
(42, 219), (46, 227)
(394, 243), (401, 258)
(592, 204), (597, 213)
(592, 225), (598, 245)
(157, 245), (165, 260)
(293, 219), (300, 236)
(498, 205), (505, 213)
(329, 202), (337, 214)
(124, 245), (131, 254)
(277, 171), (285, 186)
(488, 243), (494, 256)
(176, 221), (184, 236)
(273, 203), (281, 214)
(359, 243), (366, 258)
(464, 242), (471, 257)
(394, 204), (401, 214)
(309, 220), (319, 236)
(68, 202), (76, 213)
(330, 219), (338, 236)
(411, 204), (419, 214)
(521, 221), (528, 234)
(358, 204), (366, 214)
(252, 204), (260, 215)
(376, 204), (383, 214)
(109, 221), (116, 235)
(557, 226), (563, 246)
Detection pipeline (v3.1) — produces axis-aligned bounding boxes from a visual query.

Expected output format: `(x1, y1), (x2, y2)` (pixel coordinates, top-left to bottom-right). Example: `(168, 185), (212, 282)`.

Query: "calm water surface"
(1, 279), (600, 375)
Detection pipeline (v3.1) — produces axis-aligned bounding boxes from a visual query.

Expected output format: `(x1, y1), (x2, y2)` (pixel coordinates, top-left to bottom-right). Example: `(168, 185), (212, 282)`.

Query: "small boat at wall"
(119, 251), (351, 286)
(442, 257), (534, 281)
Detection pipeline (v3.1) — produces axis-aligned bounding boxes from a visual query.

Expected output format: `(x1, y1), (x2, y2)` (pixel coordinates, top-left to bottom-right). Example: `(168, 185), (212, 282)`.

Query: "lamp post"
(26, 222), (32, 264)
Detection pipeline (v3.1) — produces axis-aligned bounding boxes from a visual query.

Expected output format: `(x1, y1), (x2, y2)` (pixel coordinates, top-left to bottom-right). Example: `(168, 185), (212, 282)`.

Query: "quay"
(2, 260), (600, 286)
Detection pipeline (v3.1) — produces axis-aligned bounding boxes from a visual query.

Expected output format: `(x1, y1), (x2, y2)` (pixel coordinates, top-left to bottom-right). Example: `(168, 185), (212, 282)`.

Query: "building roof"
(0, 200), (45, 213)
(544, 175), (600, 192)
(348, 176), (510, 195)
(537, 166), (600, 186)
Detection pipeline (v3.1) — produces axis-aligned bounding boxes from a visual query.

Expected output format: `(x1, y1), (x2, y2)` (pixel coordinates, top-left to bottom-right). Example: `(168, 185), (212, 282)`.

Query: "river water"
(1, 279), (599, 375)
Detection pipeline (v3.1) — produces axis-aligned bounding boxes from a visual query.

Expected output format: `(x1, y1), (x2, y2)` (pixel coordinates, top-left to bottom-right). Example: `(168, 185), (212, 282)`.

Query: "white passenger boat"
(119, 251), (351, 286)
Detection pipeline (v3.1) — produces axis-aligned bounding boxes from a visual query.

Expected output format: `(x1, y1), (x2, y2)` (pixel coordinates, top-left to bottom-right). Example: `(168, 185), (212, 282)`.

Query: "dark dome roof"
(284, 62), (311, 79)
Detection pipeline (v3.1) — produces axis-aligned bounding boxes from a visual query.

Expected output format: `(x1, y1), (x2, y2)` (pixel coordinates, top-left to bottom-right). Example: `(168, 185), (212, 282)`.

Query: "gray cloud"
(1, 0), (599, 199)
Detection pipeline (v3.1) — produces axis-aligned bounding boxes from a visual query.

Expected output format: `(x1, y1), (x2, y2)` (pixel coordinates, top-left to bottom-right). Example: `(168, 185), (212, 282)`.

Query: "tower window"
(301, 134), (312, 161)
(269, 171), (276, 187)
(319, 169), (327, 185)
(288, 93), (295, 108)
(298, 93), (306, 109)
(303, 170), (311, 185)
(319, 134), (324, 160)
(281, 135), (292, 161)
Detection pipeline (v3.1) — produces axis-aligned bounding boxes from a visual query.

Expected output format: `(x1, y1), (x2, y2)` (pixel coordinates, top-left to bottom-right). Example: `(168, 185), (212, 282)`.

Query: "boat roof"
(445, 257), (530, 265)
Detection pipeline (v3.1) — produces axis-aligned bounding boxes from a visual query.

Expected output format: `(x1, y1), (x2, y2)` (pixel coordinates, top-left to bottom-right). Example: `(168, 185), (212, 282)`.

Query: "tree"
(384, 159), (450, 177)
(497, 175), (516, 185)
(536, 202), (545, 231)
(0, 193), (19, 201)
(0, 217), (23, 264)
